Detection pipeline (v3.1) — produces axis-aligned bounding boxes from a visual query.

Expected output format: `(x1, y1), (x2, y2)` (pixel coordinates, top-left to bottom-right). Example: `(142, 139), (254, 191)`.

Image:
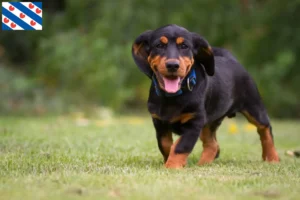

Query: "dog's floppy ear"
(132, 30), (153, 78)
(192, 33), (215, 76)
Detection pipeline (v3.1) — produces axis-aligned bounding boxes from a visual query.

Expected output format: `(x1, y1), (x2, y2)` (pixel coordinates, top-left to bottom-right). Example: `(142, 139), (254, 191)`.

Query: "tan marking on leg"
(180, 113), (195, 124)
(198, 127), (219, 165)
(165, 137), (189, 169)
(160, 132), (173, 162)
(258, 127), (279, 162)
(242, 111), (279, 162)
(170, 113), (196, 124)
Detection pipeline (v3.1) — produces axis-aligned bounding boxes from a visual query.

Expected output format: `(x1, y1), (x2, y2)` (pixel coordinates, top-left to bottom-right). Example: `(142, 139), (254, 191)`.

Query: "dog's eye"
(156, 43), (165, 49)
(179, 43), (189, 49)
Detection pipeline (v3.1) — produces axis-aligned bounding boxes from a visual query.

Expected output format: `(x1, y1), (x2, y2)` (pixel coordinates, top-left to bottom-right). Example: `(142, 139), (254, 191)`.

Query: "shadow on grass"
(114, 154), (268, 170)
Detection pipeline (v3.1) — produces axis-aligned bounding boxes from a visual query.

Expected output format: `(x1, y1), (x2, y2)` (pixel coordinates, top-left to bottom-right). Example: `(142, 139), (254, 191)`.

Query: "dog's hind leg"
(241, 107), (279, 162)
(198, 119), (222, 165)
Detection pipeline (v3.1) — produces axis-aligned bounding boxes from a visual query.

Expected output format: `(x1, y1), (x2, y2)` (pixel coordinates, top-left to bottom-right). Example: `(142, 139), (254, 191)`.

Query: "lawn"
(0, 116), (299, 200)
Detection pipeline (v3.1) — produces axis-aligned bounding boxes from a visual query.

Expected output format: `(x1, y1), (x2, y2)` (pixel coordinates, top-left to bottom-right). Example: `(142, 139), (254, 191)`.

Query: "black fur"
(132, 24), (276, 161)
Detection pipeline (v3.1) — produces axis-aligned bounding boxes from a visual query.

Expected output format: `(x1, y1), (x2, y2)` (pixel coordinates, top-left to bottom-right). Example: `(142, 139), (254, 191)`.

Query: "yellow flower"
(95, 120), (112, 127)
(228, 123), (238, 134)
(244, 123), (256, 132)
(124, 117), (145, 125)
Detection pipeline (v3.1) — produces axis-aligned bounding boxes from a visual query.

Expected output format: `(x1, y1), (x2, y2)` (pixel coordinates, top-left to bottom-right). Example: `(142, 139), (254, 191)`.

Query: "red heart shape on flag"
(20, 13), (25, 19)
(30, 20), (36, 26)
(29, 3), (34, 9)
(36, 8), (42, 14)
(11, 22), (16, 28)
(9, 5), (15, 11)
(4, 18), (9, 23)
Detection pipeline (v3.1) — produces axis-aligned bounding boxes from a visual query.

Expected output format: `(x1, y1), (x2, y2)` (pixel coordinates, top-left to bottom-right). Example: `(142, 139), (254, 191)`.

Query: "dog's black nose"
(166, 61), (179, 72)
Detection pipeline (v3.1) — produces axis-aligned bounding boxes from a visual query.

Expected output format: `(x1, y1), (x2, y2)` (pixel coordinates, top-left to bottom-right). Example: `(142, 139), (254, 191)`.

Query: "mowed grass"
(0, 116), (300, 200)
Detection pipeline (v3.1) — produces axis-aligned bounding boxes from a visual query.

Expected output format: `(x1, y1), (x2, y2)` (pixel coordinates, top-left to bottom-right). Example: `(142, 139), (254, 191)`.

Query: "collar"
(152, 68), (196, 97)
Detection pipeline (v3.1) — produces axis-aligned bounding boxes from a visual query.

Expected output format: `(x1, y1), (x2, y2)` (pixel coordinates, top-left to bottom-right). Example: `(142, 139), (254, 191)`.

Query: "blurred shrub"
(0, 0), (300, 117)
(0, 66), (47, 115)
(237, 0), (300, 118)
(34, 0), (244, 111)
(36, 30), (133, 110)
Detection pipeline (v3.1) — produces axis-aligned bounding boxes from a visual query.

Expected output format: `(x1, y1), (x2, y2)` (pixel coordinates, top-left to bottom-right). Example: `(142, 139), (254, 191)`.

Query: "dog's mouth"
(156, 72), (183, 93)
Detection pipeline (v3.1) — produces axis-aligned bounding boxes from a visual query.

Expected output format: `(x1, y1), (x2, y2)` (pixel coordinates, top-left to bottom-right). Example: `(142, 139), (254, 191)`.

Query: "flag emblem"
(2, 2), (42, 31)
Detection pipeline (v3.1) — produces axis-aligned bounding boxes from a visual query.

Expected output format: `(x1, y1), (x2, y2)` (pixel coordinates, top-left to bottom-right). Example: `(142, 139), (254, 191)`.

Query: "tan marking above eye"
(160, 36), (168, 44)
(176, 37), (185, 44)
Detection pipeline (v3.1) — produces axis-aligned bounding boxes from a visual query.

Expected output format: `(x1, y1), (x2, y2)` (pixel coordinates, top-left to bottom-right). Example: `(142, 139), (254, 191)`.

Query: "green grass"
(0, 116), (300, 200)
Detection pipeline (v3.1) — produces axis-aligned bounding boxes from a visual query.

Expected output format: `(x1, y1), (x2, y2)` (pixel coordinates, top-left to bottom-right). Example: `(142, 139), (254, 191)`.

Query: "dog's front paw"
(165, 161), (185, 169)
(164, 161), (185, 169)
(164, 153), (188, 169)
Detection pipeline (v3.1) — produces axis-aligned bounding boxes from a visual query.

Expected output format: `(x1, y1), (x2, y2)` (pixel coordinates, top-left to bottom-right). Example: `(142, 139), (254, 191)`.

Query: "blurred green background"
(1, 0), (300, 118)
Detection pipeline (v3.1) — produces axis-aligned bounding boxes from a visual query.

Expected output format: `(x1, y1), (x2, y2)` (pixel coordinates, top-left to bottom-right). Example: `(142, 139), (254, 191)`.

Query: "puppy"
(132, 24), (279, 168)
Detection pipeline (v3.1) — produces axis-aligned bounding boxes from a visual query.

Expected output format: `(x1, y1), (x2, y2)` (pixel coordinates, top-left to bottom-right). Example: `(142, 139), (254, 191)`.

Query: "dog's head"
(132, 24), (214, 93)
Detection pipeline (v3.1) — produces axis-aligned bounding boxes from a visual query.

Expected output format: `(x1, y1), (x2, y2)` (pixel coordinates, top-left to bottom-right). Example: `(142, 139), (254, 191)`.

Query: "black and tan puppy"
(132, 24), (279, 169)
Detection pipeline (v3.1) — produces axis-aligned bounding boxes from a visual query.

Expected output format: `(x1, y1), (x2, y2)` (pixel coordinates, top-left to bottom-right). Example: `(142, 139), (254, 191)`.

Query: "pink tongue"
(162, 77), (180, 93)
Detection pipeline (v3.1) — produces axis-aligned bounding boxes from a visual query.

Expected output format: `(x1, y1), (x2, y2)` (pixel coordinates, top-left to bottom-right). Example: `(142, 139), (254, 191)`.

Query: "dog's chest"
(148, 97), (197, 124)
